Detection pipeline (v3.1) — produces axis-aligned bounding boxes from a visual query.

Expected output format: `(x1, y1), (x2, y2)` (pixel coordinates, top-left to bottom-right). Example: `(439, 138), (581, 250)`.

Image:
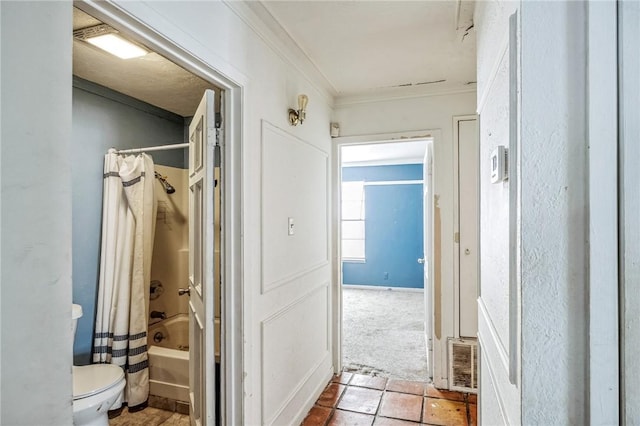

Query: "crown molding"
(335, 84), (476, 108)
(223, 1), (337, 106)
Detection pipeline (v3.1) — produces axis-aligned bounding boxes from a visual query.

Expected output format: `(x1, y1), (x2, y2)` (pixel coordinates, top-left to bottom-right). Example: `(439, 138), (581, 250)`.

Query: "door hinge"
(454, 232), (460, 243)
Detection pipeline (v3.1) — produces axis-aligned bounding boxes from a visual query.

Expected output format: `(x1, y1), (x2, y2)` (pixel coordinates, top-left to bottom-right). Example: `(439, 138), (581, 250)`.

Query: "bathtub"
(148, 314), (189, 403)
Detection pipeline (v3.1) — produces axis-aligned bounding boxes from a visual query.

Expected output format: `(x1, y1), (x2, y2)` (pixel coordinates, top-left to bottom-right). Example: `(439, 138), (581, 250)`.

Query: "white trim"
(342, 284), (423, 293)
(335, 86), (476, 108)
(343, 158), (425, 167)
(363, 180), (423, 186)
(586, 1), (619, 424)
(452, 115), (477, 340)
(332, 129), (440, 380)
(76, 2), (244, 424)
(334, 130), (434, 146)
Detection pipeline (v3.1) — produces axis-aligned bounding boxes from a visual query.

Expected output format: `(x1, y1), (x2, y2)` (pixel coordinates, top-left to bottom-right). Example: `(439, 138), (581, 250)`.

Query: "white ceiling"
(73, 1), (476, 162)
(261, 0), (476, 97)
(72, 8), (215, 117)
(342, 140), (428, 166)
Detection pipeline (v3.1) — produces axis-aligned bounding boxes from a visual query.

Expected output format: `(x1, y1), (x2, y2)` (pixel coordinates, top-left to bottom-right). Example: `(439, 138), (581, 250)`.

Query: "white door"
(188, 89), (216, 425)
(458, 118), (478, 337)
(422, 142), (434, 379)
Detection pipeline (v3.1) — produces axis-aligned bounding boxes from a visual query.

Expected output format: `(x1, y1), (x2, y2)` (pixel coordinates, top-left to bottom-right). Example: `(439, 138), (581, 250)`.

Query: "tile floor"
(302, 372), (477, 426)
(109, 406), (189, 426)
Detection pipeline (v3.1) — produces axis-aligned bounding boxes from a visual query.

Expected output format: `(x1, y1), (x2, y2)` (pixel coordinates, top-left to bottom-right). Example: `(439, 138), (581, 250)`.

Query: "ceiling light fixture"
(73, 24), (148, 59)
(289, 94), (309, 126)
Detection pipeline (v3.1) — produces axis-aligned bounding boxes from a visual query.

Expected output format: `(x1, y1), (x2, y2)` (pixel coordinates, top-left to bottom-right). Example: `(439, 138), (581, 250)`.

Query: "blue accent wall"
(342, 164), (424, 288)
(72, 78), (186, 364)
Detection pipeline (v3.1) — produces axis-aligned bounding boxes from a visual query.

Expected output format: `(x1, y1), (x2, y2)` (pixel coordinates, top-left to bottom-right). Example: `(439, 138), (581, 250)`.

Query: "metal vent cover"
(448, 337), (478, 393)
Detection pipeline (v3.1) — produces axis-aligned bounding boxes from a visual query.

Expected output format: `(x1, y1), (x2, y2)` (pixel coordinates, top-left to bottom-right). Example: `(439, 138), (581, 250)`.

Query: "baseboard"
(342, 284), (423, 293)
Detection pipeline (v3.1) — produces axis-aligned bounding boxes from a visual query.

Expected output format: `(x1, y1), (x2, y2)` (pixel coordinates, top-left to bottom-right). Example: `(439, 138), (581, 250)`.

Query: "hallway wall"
(0, 3), (74, 424)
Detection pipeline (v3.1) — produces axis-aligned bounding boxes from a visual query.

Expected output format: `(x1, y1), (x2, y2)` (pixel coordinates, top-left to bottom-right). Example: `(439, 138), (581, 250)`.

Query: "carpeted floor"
(342, 287), (428, 381)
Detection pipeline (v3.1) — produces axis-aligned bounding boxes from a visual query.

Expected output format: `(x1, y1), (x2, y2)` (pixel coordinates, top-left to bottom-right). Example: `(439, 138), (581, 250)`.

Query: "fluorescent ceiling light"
(86, 33), (147, 59)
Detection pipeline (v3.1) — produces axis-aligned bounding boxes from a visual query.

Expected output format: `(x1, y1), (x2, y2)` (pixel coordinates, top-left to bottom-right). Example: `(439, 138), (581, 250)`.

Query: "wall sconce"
(289, 94), (309, 126)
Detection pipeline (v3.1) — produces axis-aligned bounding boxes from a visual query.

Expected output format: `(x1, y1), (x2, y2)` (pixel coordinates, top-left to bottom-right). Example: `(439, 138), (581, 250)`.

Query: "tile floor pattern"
(302, 372), (477, 426)
(109, 406), (190, 426)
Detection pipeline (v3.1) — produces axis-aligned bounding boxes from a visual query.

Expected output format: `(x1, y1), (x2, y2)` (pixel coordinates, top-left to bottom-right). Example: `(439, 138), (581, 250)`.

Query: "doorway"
(335, 135), (433, 382)
(71, 3), (243, 424)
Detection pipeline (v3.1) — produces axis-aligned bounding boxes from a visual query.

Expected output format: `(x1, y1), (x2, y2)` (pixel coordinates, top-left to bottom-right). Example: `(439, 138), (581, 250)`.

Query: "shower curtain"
(93, 149), (157, 408)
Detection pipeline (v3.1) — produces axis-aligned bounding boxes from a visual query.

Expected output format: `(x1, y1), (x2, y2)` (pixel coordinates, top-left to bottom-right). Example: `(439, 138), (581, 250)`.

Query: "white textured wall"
(0, 2), (73, 424)
(520, 2), (588, 424)
(333, 91), (476, 386)
(477, 2), (590, 424)
(107, 2), (335, 424)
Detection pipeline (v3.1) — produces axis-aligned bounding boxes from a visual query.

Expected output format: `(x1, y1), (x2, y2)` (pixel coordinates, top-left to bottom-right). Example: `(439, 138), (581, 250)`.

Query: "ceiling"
(261, 0), (476, 96)
(73, 2), (474, 161)
(342, 140), (428, 166)
(72, 8), (215, 117)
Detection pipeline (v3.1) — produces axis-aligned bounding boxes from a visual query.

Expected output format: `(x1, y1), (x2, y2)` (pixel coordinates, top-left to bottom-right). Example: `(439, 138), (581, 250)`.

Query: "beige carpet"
(342, 287), (428, 381)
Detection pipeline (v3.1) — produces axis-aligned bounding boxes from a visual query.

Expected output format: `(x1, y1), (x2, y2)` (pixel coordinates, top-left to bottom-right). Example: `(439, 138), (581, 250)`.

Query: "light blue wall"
(72, 78), (186, 364)
(342, 164), (424, 288)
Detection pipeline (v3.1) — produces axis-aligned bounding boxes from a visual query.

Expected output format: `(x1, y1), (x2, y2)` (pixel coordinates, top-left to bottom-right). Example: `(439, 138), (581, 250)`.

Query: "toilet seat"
(73, 364), (124, 400)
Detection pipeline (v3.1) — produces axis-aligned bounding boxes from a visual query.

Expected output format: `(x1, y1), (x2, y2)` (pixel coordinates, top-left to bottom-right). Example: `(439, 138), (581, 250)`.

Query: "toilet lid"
(73, 364), (124, 399)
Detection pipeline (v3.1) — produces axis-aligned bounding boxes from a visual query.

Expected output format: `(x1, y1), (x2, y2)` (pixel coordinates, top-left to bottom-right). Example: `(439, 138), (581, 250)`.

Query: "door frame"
(75, 2), (244, 423)
(331, 129), (439, 373)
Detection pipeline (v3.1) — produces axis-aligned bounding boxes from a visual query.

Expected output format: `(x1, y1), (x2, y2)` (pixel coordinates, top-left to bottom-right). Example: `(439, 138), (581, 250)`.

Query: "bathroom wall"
(72, 78), (186, 364)
(342, 164), (423, 288)
(149, 165), (189, 326)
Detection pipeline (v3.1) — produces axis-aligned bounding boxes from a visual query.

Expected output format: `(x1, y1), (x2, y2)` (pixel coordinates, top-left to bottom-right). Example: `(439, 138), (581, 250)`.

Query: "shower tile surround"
(149, 165), (190, 324)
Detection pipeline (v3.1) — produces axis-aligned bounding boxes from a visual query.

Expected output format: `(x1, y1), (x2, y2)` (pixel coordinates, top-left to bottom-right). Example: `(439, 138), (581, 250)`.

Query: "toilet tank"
(72, 304), (83, 340)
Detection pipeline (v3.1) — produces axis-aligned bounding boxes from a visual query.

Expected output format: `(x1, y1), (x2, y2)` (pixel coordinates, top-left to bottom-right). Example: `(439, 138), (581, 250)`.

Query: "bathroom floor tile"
(159, 412), (190, 426)
(378, 392), (423, 422)
(385, 379), (425, 396)
(328, 409), (375, 426)
(337, 386), (383, 415)
(109, 406), (177, 425)
(422, 397), (467, 426)
(302, 405), (333, 426)
(317, 382), (346, 408)
(350, 374), (388, 390)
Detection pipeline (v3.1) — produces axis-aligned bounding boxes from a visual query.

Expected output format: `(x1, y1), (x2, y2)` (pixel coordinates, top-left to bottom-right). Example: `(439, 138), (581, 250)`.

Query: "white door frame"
(75, 2), (244, 423)
(331, 129), (439, 373)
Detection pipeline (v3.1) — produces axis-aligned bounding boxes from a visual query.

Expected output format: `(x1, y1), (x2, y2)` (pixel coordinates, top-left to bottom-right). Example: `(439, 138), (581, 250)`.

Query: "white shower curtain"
(93, 149), (157, 408)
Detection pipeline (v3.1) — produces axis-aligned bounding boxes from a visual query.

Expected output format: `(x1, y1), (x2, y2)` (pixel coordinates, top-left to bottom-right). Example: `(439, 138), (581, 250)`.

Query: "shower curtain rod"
(114, 142), (189, 154)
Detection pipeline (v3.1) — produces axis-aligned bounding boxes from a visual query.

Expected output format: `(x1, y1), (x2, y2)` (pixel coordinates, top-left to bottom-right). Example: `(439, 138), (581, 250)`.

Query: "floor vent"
(448, 338), (478, 393)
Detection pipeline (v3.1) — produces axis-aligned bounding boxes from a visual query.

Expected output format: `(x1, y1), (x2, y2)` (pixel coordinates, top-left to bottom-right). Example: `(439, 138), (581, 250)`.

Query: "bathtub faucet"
(150, 311), (166, 320)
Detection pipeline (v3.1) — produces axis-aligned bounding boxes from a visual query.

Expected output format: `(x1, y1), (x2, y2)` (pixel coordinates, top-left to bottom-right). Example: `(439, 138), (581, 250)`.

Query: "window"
(341, 181), (365, 261)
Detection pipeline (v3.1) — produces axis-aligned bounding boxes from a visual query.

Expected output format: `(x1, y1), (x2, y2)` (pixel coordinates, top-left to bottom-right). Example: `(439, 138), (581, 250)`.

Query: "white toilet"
(72, 304), (126, 426)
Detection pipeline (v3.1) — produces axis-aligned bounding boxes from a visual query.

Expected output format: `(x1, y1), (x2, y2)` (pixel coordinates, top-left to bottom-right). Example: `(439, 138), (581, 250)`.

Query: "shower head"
(155, 172), (176, 194)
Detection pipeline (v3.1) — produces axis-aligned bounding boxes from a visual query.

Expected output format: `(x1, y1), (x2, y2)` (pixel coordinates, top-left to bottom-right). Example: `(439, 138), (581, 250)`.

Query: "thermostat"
(490, 146), (508, 183)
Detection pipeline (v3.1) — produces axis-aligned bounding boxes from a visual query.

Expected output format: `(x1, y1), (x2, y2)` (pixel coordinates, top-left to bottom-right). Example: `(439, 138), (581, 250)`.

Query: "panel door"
(188, 89), (216, 426)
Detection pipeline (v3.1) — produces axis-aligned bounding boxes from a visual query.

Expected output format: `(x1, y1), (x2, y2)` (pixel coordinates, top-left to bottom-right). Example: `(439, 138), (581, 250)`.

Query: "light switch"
(288, 217), (295, 236)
